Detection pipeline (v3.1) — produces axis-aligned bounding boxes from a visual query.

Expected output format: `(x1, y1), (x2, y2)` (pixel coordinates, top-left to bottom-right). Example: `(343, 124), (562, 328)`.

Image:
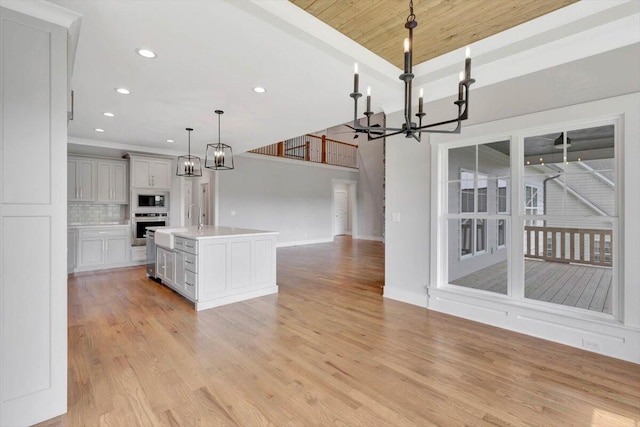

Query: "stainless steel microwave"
(133, 191), (169, 213)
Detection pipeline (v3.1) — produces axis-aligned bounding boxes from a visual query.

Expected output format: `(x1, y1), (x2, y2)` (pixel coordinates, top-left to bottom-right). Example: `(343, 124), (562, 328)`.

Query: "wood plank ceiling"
(289, 0), (579, 68)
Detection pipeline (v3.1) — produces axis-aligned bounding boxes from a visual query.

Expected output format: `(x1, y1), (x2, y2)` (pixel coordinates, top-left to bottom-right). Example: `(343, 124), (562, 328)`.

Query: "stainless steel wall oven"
(132, 213), (168, 246)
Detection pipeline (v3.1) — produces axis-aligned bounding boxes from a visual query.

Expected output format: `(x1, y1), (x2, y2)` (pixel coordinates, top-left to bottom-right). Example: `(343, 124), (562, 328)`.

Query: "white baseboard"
(383, 286), (428, 308)
(72, 259), (146, 273)
(277, 237), (333, 248)
(196, 286), (278, 311)
(356, 235), (384, 242)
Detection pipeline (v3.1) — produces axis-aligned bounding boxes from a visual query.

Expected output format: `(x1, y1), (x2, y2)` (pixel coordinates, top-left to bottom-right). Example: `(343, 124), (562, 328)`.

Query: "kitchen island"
(149, 226), (278, 311)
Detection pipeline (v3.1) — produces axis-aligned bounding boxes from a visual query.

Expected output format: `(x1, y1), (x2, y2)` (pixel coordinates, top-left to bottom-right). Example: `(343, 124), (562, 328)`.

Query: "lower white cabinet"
(156, 247), (175, 286)
(174, 246), (197, 299)
(76, 226), (130, 271)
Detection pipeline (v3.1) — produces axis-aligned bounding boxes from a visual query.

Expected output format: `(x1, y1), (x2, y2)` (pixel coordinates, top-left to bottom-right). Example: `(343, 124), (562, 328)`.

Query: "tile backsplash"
(68, 203), (126, 225)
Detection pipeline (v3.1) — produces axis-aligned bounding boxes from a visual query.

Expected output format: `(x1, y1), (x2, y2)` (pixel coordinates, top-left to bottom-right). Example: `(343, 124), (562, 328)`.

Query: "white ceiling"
(51, 0), (639, 158)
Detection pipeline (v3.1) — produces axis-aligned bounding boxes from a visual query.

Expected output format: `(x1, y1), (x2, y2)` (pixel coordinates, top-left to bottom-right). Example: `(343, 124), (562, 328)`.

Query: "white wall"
(384, 134), (430, 306)
(217, 154), (358, 246)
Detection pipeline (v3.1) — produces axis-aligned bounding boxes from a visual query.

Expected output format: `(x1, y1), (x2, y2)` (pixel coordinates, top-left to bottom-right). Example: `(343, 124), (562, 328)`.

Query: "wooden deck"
(451, 259), (613, 313)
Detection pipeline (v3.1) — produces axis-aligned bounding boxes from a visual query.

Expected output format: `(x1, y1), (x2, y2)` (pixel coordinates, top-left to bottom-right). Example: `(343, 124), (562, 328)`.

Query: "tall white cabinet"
(0, 4), (80, 426)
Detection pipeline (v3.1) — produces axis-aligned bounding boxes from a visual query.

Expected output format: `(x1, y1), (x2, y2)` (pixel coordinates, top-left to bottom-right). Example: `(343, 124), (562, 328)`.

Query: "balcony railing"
(524, 225), (612, 267)
(250, 134), (358, 169)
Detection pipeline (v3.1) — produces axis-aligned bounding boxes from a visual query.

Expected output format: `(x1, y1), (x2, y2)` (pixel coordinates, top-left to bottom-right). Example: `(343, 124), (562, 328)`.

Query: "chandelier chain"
(407, 0), (415, 23)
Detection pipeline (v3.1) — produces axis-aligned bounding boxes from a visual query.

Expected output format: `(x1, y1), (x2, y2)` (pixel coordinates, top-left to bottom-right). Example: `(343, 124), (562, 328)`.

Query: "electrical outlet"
(391, 213), (401, 222)
(231, 210), (236, 216)
(582, 338), (600, 351)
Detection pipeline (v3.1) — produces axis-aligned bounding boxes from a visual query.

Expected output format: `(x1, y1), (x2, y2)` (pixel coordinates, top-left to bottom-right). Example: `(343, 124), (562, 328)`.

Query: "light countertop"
(153, 225), (277, 240)
(68, 223), (129, 229)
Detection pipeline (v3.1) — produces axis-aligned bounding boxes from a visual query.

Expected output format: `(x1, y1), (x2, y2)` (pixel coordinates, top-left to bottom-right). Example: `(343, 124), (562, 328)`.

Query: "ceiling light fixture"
(166, 139), (174, 143)
(176, 128), (202, 177)
(205, 110), (234, 171)
(253, 87), (266, 93)
(349, 0), (475, 141)
(103, 112), (115, 117)
(115, 88), (130, 95)
(135, 48), (157, 59)
(94, 128), (105, 132)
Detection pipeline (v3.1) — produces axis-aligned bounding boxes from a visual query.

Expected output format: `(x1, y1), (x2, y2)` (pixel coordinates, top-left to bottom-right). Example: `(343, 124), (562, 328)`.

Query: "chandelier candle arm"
(353, 63), (359, 93)
(366, 86), (371, 112)
(465, 47), (471, 80)
(403, 39), (410, 73)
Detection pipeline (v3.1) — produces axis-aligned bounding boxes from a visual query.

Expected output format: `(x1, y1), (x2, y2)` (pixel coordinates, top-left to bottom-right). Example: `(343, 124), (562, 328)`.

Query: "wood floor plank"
(36, 237), (639, 426)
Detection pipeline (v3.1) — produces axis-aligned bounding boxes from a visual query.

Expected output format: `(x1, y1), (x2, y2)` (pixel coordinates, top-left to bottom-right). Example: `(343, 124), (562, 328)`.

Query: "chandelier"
(205, 110), (234, 170)
(176, 127), (202, 177)
(350, 0), (476, 141)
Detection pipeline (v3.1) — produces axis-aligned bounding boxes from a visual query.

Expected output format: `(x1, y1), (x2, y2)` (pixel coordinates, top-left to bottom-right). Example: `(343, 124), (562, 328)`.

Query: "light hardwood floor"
(39, 237), (639, 426)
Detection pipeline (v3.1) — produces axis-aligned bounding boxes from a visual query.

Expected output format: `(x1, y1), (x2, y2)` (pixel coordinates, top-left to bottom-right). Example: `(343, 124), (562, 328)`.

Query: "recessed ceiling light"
(115, 88), (130, 95)
(253, 87), (266, 93)
(94, 128), (105, 133)
(103, 112), (115, 117)
(135, 48), (157, 59)
(166, 139), (174, 143)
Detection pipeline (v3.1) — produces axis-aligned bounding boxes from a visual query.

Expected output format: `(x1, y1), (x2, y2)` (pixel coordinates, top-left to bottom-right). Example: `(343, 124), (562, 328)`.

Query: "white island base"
(152, 226), (278, 311)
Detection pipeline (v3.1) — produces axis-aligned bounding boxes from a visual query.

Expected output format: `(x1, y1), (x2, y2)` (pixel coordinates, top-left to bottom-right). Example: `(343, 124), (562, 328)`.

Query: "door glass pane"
(496, 178), (509, 214)
(476, 219), (486, 252)
(460, 219), (473, 257)
(449, 219), (508, 295)
(477, 174), (488, 213)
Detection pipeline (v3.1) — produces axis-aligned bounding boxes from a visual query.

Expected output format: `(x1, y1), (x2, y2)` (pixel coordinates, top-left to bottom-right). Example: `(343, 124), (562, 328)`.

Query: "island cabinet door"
(174, 250), (186, 292)
(156, 247), (175, 286)
(199, 242), (228, 300)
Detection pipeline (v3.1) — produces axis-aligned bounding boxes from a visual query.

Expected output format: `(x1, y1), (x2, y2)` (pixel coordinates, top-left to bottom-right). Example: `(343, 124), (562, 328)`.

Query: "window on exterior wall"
(523, 124), (616, 314)
(447, 142), (510, 295)
(440, 122), (617, 315)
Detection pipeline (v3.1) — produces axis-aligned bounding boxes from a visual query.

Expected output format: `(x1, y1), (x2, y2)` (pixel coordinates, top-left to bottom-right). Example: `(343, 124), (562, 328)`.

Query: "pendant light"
(176, 127), (202, 177)
(205, 110), (234, 170)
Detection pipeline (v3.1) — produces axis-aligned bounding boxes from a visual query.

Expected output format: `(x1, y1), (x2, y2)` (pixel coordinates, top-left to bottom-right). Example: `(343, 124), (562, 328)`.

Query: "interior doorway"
(334, 190), (348, 235)
(332, 179), (357, 238)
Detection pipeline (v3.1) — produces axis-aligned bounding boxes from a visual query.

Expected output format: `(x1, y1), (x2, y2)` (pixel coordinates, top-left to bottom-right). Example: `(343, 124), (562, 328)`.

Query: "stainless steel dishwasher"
(145, 230), (157, 278)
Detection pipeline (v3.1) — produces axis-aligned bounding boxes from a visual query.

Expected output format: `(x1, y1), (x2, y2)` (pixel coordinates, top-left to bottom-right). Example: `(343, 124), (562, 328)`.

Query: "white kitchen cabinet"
(76, 226), (130, 271)
(97, 160), (128, 204)
(67, 228), (77, 273)
(68, 157), (96, 201)
(130, 156), (172, 190)
(1, 5), (78, 425)
(156, 246), (175, 286)
(174, 247), (197, 299)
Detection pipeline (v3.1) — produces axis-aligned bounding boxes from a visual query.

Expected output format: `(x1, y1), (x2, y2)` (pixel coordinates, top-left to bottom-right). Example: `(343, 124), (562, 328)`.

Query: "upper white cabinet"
(68, 157), (96, 201)
(130, 156), (172, 190)
(68, 156), (128, 204)
(97, 160), (128, 204)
